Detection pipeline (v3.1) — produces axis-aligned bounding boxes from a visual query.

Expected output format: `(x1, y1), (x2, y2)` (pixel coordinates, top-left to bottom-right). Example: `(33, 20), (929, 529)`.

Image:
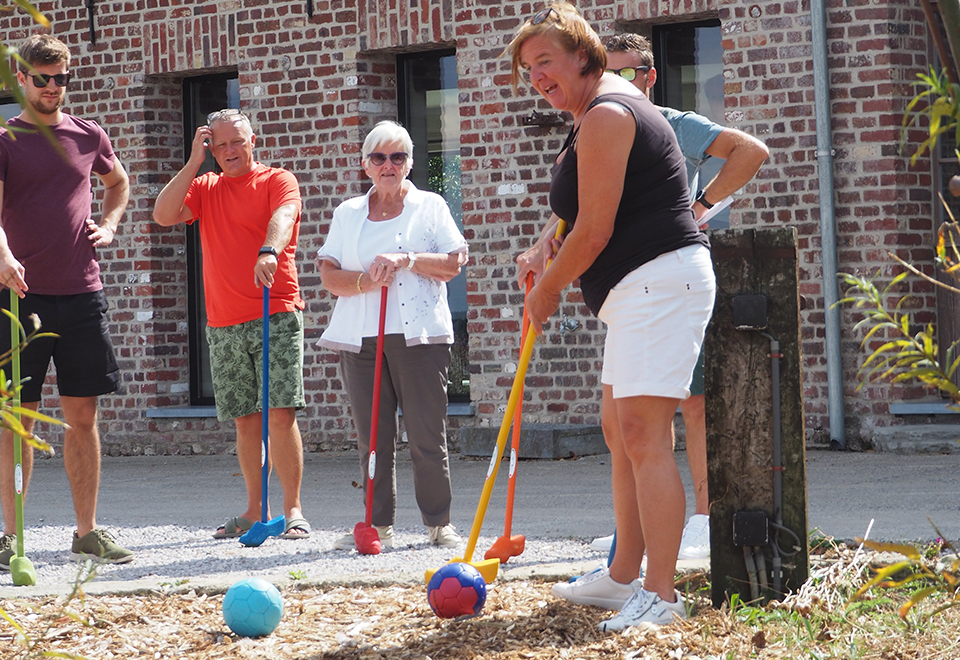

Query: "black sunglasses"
(531, 7), (557, 25)
(207, 108), (248, 125)
(366, 152), (408, 166)
(607, 66), (651, 82)
(28, 72), (71, 88)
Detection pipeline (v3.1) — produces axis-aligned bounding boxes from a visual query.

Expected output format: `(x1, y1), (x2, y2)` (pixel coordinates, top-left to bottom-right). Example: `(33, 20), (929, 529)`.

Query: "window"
(935, 128), (960, 388)
(398, 51), (469, 402)
(652, 21), (729, 228)
(182, 74), (239, 405)
(1, 100), (18, 121)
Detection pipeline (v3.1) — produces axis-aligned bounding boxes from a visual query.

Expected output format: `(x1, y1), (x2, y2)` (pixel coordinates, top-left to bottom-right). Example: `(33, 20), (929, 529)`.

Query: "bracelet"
(356, 272), (364, 294)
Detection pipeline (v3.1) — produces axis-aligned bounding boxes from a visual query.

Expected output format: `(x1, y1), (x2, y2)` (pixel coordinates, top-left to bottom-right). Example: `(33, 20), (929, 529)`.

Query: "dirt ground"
(4, 564), (960, 660)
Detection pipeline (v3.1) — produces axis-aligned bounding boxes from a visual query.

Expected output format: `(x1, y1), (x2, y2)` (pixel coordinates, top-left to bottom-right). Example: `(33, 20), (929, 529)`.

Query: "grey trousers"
(340, 335), (453, 527)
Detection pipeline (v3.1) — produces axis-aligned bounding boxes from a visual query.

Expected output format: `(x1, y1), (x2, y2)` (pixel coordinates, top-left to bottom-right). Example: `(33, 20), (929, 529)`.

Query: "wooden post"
(704, 227), (809, 607)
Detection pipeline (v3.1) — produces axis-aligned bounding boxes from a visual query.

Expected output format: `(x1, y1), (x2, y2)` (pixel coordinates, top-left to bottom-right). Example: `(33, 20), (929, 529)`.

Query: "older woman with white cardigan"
(317, 121), (468, 550)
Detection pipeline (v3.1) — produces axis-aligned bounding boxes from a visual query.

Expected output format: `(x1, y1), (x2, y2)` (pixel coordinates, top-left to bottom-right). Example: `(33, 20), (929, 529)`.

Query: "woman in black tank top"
(505, 2), (716, 630)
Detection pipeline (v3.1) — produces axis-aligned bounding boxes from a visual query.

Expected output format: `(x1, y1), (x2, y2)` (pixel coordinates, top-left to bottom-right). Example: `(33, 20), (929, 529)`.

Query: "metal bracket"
(520, 110), (565, 127)
(559, 314), (580, 334)
(86, 0), (97, 45)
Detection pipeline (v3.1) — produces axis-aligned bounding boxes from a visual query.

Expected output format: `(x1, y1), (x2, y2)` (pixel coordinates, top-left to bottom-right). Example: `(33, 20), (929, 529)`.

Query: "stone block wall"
(0, 0), (940, 453)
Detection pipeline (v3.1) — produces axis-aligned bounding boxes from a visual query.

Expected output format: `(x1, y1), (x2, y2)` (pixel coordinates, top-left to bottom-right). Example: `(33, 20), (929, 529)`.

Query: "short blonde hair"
(362, 121), (414, 163)
(504, 2), (606, 91)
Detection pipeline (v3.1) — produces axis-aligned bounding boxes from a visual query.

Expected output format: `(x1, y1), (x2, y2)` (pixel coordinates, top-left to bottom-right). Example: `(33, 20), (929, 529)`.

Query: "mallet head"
(10, 555), (37, 587)
(353, 522), (382, 555)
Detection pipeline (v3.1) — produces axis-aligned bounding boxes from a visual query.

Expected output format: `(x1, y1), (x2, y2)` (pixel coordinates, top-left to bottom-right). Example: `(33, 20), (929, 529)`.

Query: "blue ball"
(426, 562), (487, 619)
(223, 578), (284, 637)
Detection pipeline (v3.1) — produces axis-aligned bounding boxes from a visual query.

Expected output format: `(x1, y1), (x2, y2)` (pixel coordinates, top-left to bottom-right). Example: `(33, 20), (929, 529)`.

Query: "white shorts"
(599, 245), (716, 400)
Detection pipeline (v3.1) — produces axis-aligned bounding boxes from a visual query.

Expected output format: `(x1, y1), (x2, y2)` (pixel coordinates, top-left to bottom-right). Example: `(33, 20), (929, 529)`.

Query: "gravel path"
(1, 524), (607, 597)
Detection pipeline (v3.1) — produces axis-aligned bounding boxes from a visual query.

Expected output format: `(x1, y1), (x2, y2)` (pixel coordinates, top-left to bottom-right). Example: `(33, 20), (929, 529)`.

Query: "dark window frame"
(651, 19), (723, 112)
(181, 73), (239, 406)
(396, 49), (470, 403)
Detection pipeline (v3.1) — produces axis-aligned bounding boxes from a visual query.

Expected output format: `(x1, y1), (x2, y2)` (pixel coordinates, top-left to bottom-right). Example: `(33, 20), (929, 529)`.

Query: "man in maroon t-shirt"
(0, 34), (133, 569)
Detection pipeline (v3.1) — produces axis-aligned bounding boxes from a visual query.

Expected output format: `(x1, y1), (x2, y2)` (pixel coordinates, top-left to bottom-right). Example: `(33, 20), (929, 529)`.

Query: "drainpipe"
(810, 0), (846, 449)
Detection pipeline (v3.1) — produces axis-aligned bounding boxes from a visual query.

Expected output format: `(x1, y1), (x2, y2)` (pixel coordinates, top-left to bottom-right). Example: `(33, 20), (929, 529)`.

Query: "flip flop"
(279, 517), (312, 540)
(212, 516), (254, 539)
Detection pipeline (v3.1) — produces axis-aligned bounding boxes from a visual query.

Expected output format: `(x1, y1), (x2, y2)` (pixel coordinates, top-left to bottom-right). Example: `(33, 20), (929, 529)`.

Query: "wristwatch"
(694, 189), (714, 209)
(258, 246), (278, 259)
(405, 251), (417, 270)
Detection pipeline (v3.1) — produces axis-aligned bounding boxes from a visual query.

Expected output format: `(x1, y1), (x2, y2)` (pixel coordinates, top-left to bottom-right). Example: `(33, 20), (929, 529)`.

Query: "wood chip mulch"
(2, 572), (957, 659)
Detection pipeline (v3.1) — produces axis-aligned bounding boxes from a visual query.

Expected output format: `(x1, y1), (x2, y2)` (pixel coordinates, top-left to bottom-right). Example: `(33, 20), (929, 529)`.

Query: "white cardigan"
(316, 183), (468, 353)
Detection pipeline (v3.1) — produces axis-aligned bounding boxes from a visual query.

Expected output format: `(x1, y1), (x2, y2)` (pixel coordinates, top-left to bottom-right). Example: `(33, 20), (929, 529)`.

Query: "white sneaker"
(599, 588), (686, 631)
(678, 514), (710, 560)
(428, 525), (461, 547)
(334, 525), (394, 550)
(551, 567), (641, 609)
(591, 533), (615, 553)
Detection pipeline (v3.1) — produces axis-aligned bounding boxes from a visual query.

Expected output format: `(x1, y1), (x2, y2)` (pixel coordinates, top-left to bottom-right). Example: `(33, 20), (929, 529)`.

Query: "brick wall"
(0, 0), (940, 454)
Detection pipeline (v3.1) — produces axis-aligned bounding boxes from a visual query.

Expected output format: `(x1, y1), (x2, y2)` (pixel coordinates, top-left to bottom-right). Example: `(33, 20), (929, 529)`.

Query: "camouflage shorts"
(206, 310), (305, 421)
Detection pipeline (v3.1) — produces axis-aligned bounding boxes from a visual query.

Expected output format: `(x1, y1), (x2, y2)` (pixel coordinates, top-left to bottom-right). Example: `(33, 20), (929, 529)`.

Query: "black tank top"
(549, 92), (709, 315)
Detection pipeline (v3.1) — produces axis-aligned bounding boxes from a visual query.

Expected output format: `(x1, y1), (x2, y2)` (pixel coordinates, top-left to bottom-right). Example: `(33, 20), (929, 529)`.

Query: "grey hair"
(362, 121), (414, 162)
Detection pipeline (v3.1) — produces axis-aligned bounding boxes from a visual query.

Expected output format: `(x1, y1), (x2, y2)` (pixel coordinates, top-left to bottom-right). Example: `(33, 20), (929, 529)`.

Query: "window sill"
(145, 403), (476, 419)
(145, 407), (218, 419)
(888, 403), (959, 415)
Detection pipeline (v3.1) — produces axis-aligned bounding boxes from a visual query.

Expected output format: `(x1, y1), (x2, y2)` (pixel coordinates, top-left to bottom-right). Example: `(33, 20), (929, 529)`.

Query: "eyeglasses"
(28, 72), (71, 88)
(366, 152), (408, 166)
(530, 7), (557, 25)
(207, 109), (247, 125)
(607, 66), (651, 82)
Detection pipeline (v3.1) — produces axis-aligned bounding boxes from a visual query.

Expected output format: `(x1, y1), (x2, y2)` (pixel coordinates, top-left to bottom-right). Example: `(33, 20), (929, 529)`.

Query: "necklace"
(376, 194), (404, 218)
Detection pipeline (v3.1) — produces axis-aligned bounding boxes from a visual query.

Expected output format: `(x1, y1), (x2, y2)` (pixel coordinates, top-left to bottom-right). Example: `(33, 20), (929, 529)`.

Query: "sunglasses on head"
(366, 152), (408, 166)
(531, 7), (557, 25)
(206, 108), (247, 125)
(28, 72), (71, 88)
(607, 66), (651, 82)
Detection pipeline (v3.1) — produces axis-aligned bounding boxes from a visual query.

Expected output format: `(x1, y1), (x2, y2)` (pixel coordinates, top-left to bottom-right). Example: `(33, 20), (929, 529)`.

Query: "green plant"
(1, 309), (62, 454)
(837, 269), (960, 409)
(0, 4), (64, 153)
(0, 3), (48, 122)
(901, 66), (959, 166)
(851, 531), (959, 621)
(158, 577), (190, 589)
(838, 38), (960, 618)
(288, 569), (307, 581)
(0, 4), (85, 656)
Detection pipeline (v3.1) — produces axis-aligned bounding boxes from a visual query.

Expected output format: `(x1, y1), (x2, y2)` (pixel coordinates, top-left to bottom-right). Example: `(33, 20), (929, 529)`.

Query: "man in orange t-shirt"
(153, 109), (309, 540)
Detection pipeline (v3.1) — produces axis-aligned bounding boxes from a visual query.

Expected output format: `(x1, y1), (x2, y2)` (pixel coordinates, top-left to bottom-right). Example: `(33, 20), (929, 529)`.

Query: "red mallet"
(485, 272), (532, 565)
(354, 286), (389, 555)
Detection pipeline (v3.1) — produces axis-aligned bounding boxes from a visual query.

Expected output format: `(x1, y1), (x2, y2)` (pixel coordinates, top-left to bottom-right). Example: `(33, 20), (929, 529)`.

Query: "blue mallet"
(239, 285), (285, 547)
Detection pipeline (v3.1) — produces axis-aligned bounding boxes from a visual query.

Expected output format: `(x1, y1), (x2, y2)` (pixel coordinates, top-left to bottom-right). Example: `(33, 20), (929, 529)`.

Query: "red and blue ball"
(427, 562), (487, 619)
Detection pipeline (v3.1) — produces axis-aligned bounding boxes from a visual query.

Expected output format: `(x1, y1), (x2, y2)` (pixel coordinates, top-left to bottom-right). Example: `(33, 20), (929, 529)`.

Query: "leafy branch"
(0, 309), (63, 453)
(901, 66), (960, 166)
(850, 521), (960, 622)
(837, 268), (960, 409)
